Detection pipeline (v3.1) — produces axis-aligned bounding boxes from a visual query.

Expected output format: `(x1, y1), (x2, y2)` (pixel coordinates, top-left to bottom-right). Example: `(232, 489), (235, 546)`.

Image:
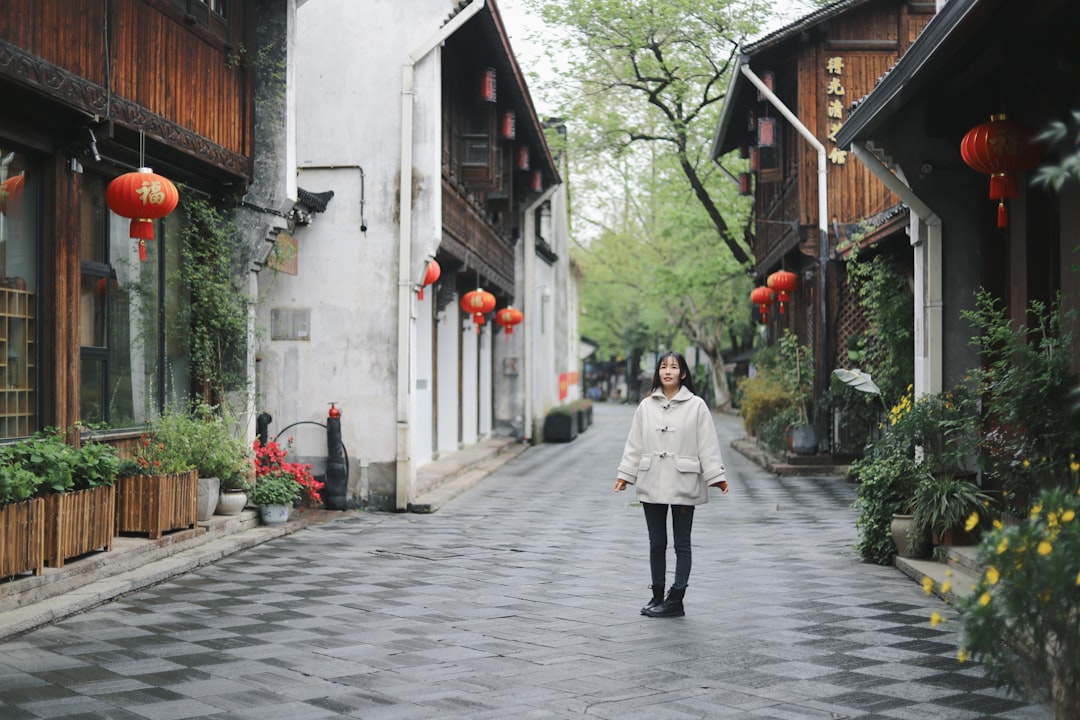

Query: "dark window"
(78, 175), (190, 428)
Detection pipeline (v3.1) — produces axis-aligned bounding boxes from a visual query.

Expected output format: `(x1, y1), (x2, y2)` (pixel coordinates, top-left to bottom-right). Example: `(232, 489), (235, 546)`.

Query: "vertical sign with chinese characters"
(825, 56), (847, 165)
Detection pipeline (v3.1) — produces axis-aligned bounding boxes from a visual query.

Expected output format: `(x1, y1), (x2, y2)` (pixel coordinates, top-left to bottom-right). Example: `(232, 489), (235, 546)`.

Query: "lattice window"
(833, 267), (870, 370)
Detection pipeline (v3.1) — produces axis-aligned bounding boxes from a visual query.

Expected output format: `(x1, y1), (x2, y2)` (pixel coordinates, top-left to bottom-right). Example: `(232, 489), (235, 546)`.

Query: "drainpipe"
(851, 141), (943, 395)
(740, 62), (829, 421)
(397, 0), (486, 510)
(522, 184), (558, 443)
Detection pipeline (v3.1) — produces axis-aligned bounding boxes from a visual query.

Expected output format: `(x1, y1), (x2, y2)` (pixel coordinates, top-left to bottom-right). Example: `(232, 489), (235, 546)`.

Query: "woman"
(614, 351), (728, 618)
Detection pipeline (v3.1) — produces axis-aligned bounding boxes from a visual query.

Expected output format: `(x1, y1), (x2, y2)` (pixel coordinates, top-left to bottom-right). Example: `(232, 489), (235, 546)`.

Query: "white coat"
(616, 386), (726, 505)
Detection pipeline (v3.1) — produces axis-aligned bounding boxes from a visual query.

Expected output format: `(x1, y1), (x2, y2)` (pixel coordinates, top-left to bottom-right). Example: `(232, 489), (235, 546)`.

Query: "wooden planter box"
(0, 497), (44, 578)
(43, 485), (115, 568)
(115, 470), (198, 539)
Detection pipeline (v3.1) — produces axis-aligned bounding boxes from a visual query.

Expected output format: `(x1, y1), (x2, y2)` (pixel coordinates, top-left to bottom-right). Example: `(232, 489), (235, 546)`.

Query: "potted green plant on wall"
(176, 192), (248, 406)
(737, 330), (813, 454)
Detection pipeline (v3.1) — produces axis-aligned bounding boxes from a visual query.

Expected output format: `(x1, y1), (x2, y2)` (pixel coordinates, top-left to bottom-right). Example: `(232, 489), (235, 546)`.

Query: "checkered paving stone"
(0, 404), (1054, 719)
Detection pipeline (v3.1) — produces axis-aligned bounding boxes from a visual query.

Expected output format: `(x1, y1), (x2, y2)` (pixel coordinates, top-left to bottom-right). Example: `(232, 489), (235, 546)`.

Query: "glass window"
(79, 175), (189, 428)
(0, 148), (39, 439)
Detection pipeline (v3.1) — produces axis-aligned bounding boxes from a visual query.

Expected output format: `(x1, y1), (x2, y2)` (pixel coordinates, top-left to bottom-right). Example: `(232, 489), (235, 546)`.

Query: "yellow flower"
(992, 519), (1003, 530)
(945, 569), (953, 577)
(1037, 540), (1052, 556)
(922, 577), (934, 596)
(1029, 502), (1042, 520)
(997, 537), (1009, 554)
(986, 566), (1000, 585)
(1048, 513), (1059, 528)
(979, 592), (991, 607)
(1076, 570), (1080, 586)
(940, 581), (952, 594)
(964, 512), (979, 532)
(957, 647), (970, 663)
(1062, 509), (1075, 523)
(1072, 460), (1080, 473)
(930, 611), (943, 627)
(1039, 589), (1052, 603)
(1023, 459), (1031, 469)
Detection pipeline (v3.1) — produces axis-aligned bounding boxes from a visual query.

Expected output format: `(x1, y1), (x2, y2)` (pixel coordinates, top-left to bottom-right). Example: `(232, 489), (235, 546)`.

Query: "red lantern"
(105, 167), (179, 261)
(960, 114), (1043, 228)
(481, 67), (497, 103)
(516, 147), (530, 171)
(531, 170), (542, 192)
(750, 286), (775, 324)
(767, 269), (797, 314)
(749, 146), (759, 172)
(501, 111), (516, 140)
(461, 288), (496, 333)
(495, 306), (523, 338)
(739, 172), (752, 196)
(756, 71), (774, 101)
(418, 259), (440, 300)
(757, 117), (776, 148)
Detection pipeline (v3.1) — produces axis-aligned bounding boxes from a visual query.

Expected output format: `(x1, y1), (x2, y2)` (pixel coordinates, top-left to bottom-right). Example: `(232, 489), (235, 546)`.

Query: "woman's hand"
(613, 479), (628, 492)
(711, 480), (729, 493)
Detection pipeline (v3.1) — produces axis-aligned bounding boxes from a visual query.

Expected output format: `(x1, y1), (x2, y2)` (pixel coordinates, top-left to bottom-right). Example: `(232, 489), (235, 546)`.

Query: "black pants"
(642, 502), (695, 590)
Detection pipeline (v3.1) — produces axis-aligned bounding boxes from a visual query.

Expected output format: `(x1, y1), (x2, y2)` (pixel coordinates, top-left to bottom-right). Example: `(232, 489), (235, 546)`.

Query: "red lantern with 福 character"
(495, 306), (523, 338)
(767, 269), (797, 314)
(461, 288), (496, 333)
(418, 259), (440, 300)
(105, 167), (179, 261)
(960, 114), (1043, 228)
(750, 286), (775, 324)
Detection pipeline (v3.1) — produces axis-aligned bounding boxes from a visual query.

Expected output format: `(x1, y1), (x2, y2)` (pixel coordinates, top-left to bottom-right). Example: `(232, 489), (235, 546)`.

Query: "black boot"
(640, 585), (665, 615)
(642, 586), (685, 618)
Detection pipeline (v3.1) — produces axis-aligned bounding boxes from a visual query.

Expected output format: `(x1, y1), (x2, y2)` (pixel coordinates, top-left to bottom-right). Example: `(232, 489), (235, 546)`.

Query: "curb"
(0, 516), (306, 642)
(409, 442), (530, 513)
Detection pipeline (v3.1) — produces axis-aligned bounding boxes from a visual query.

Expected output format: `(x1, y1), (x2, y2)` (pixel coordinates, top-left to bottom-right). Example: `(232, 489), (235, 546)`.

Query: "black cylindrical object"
(324, 405), (348, 510)
(256, 412), (272, 446)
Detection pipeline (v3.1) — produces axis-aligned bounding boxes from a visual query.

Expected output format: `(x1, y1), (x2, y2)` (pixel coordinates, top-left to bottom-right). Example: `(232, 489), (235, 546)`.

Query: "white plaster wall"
(261, 0), (455, 499)
(413, 292), (435, 466)
(436, 300), (460, 454)
(461, 319), (479, 446)
(479, 322), (492, 436)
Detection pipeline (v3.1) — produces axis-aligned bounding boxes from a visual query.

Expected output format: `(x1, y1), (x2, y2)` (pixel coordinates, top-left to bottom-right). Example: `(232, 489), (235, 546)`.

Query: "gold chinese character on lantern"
(135, 180), (167, 206)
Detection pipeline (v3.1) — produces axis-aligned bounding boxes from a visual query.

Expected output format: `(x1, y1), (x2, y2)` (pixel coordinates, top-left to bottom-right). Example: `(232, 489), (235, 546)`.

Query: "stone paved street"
(0, 403), (1053, 719)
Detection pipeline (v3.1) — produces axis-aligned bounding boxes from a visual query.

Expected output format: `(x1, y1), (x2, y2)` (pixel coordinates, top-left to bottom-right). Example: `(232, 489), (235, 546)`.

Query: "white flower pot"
(259, 504), (290, 526)
(216, 489), (248, 516)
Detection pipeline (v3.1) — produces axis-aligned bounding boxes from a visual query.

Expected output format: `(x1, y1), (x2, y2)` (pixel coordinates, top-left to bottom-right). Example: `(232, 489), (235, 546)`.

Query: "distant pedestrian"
(614, 351), (728, 617)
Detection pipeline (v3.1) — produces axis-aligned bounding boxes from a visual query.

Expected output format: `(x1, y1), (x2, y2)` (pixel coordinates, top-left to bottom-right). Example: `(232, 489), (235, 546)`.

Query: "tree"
(523, 0), (765, 265)
(526, 0), (764, 407)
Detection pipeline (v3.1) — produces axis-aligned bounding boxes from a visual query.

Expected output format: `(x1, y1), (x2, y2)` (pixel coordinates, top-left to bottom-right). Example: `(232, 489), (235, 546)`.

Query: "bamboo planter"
(0, 497), (44, 578)
(43, 485), (115, 568)
(115, 470), (198, 539)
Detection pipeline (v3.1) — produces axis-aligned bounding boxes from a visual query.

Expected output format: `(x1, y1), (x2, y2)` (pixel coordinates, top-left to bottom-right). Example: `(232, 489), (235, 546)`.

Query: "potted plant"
(0, 444), (45, 578)
(250, 439), (322, 525)
(43, 434), (119, 567)
(115, 430), (198, 539)
(911, 473), (992, 553)
(543, 404), (578, 443)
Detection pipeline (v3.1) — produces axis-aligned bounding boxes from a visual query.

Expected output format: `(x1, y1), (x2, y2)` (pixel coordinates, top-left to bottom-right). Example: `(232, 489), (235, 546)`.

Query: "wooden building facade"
(0, 0), (271, 440)
(711, 0), (935, 450)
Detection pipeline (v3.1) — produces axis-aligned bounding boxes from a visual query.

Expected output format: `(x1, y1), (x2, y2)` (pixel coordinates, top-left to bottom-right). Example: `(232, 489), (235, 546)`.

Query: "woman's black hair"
(649, 351), (696, 395)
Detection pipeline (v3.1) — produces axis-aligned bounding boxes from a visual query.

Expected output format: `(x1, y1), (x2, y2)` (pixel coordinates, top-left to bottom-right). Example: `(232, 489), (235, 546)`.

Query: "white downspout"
(522, 185), (558, 443)
(397, 0), (486, 510)
(851, 142), (943, 396)
(740, 63), (829, 420)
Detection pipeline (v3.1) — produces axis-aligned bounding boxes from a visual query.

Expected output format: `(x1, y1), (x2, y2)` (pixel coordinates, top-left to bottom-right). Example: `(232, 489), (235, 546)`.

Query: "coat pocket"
(638, 454), (654, 471)
(674, 456), (701, 474)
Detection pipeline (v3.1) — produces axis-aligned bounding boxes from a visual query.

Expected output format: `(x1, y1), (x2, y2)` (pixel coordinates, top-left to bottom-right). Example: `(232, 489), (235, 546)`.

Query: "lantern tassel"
(418, 287), (425, 301)
(138, 239), (147, 262)
(997, 200), (1008, 228)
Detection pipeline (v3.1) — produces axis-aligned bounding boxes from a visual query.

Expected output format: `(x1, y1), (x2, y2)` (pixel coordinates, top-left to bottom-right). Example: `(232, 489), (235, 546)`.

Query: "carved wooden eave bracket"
(0, 39), (249, 181)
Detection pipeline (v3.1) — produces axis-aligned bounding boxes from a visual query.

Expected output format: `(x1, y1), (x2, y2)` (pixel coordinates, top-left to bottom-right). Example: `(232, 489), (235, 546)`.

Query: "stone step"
(894, 548), (983, 606)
